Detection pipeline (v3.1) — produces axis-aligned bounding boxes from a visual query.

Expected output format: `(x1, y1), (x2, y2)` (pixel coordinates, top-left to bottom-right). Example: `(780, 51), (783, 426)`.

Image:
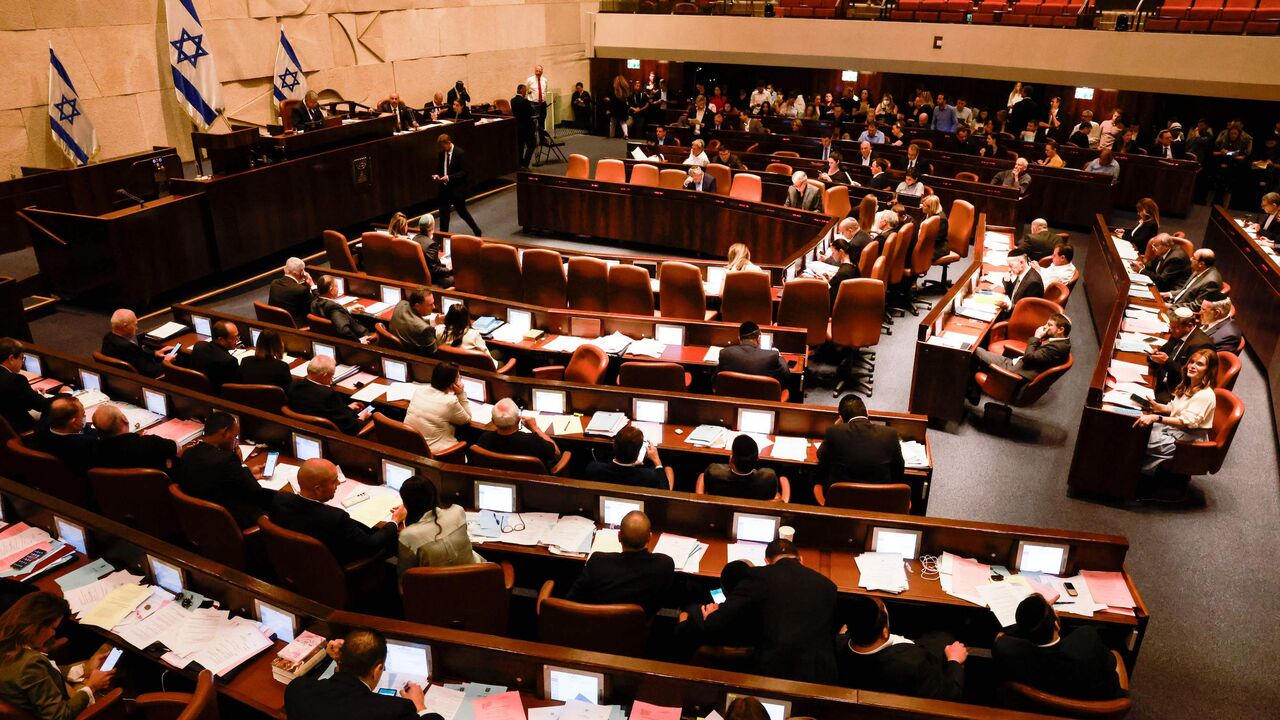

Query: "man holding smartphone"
(175, 411), (274, 529)
(285, 631), (425, 719)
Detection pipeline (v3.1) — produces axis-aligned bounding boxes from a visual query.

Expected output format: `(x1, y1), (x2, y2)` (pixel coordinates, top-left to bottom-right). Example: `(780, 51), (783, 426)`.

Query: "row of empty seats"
(1144, 0), (1280, 33)
(775, 0), (844, 18)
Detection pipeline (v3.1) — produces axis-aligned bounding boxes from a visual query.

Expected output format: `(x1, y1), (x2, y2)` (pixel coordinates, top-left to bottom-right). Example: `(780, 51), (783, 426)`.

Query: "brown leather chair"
(932, 199), (974, 288)
(324, 229), (358, 272)
(858, 239), (881, 279)
(401, 562), (514, 633)
(282, 405), (342, 433)
(595, 158), (627, 183)
(720, 271), (773, 326)
(627, 164), (658, 187)
(449, 234), (484, 294)
(361, 231), (398, 280)
(987, 297), (1064, 356)
(566, 153), (589, 179)
(1170, 233), (1195, 260)
(1160, 388), (1244, 480)
(169, 485), (254, 572)
(370, 412), (466, 463)
(87, 468), (179, 542)
(997, 650), (1131, 719)
(777, 278), (831, 346)
(705, 163), (732, 196)
(479, 243), (523, 302)
(713, 371), (788, 402)
(870, 255), (888, 283)
(903, 215), (940, 314)
(830, 278), (885, 397)
(772, 150), (801, 158)
(729, 173), (763, 202)
(435, 343), (517, 375)
(1215, 351), (1241, 391)
(607, 264), (655, 316)
(253, 301), (298, 330)
(567, 257), (610, 312)
(764, 161), (793, 176)
(258, 516), (384, 610)
(857, 193), (878, 232)
(135, 670), (218, 720)
(537, 580), (648, 657)
(659, 262), (714, 320)
(955, 171), (980, 182)
(470, 444), (572, 476)
(522, 249), (568, 308)
(5, 438), (90, 508)
(533, 344), (610, 384)
(0, 689), (126, 720)
(824, 482), (912, 513)
(825, 184), (851, 219)
(92, 351), (138, 374)
(659, 168), (687, 190)
(374, 323), (406, 350)
(387, 239), (432, 285)
(161, 356), (214, 395)
(618, 361), (690, 392)
(1044, 281), (1071, 306)
(221, 383), (287, 414)
(975, 351), (1074, 427)
(885, 220), (914, 318)
(305, 312), (339, 338)
(279, 99), (301, 132)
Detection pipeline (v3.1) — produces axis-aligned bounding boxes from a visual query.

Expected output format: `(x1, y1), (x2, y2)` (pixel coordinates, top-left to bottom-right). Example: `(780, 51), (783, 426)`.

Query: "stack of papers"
(1108, 359), (1149, 384)
(331, 482), (403, 527)
(465, 511), (502, 541)
(855, 552), (910, 593)
(0, 524), (77, 581)
(489, 324), (528, 344)
(362, 301), (392, 316)
(1112, 239), (1139, 260)
(626, 338), (667, 358)
(585, 412), (627, 437)
(146, 322), (187, 339)
(145, 418), (204, 445)
(938, 552), (991, 606)
(900, 440), (928, 468)
(652, 533), (708, 572)
(703, 346), (722, 363)
(589, 332), (634, 355)
(120, 405), (165, 432)
(589, 528), (622, 556)
(1080, 570), (1138, 615)
(1127, 272), (1153, 285)
(769, 436), (809, 462)
(726, 541), (768, 567)
(384, 382), (422, 403)
(474, 317), (504, 335)
(975, 579), (1035, 627)
(686, 425), (726, 447)
(331, 364), (360, 384)
(543, 335), (589, 353)
(541, 515), (596, 557)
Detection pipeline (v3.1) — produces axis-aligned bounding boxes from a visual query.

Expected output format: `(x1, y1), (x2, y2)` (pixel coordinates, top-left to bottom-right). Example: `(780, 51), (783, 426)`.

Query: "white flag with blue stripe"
(166, 0), (223, 130)
(272, 25), (308, 114)
(48, 48), (98, 167)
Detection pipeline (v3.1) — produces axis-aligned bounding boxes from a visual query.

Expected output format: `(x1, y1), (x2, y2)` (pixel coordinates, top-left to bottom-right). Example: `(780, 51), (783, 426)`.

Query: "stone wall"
(0, 0), (596, 176)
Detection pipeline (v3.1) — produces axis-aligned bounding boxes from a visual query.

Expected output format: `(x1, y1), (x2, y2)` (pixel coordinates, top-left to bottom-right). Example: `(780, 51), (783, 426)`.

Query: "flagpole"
(191, 121), (206, 179)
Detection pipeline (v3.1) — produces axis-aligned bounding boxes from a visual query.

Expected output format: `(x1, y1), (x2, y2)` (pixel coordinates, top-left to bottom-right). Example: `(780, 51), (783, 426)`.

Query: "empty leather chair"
(903, 215), (940, 314)
(974, 350), (1074, 427)
(281, 405), (343, 433)
(537, 580), (648, 657)
(1216, 351), (1241, 391)
(87, 468), (179, 542)
(824, 482), (912, 513)
(1044, 281), (1071, 306)
(729, 174), (763, 202)
(857, 193), (878, 232)
(401, 563), (514, 633)
(705, 163), (732, 195)
(361, 232), (397, 279)
(777, 278), (832, 346)
(387, 239), (432, 285)
(522, 249), (568, 307)
(470, 444), (572, 476)
(533, 344), (610, 384)
(254, 301), (298, 329)
(885, 220), (914, 318)
(169, 485), (253, 571)
(955, 171), (980, 182)
(479, 243), (523, 302)
(720, 271), (773, 326)
(135, 670), (218, 720)
(161, 356), (214, 395)
(324, 229), (358, 272)
(436, 343), (517, 374)
(370, 412), (466, 463)
(830, 278), (885, 397)
(6, 438), (90, 507)
(765, 161), (793, 176)
(997, 650), (1132, 719)
(305, 313), (339, 339)
(258, 516), (384, 610)
(772, 150), (801, 158)
(92, 351), (138, 374)
(825, 184), (851, 219)
(608, 264), (656, 316)
(659, 169), (687, 189)
(449, 234), (484, 294)
(987, 298), (1064, 356)
(1159, 388), (1244, 481)
(659, 262), (713, 320)
(858, 240), (881, 279)
(618, 361), (691, 392)
(714, 371), (788, 402)
(567, 257), (610, 312)
(629, 163), (659, 187)
(595, 158), (627, 183)
(566, 153), (590, 179)
(374, 323), (406, 350)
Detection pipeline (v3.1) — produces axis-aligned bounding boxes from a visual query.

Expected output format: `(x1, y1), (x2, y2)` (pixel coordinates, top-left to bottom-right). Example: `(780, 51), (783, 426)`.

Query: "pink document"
(1080, 570), (1136, 609)
(472, 690), (526, 720)
(629, 702), (681, 720)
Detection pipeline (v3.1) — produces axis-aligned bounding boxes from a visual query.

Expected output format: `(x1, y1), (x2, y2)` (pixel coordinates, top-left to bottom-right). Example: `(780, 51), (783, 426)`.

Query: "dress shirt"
(858, 130), (886, 144)
(1040, 262), (1077, 286)
(683, 151), (710, 167)
(526, 75), (549, 104)
(1083, 159), (1120, 179)
(932, 105), (958, 132)
(404, 384), (470, 453)
(895, 181), (925, 197)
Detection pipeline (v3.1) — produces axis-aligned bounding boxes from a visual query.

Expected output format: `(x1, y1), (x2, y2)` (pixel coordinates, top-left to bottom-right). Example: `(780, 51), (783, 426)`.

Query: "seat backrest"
(1016, 352), (1074, 406)
(539, 594), (648, 657)
(449, 235), (485, 294)
(470, 444), (549, 474)
(659, 169), (687, 190)
(6, 438), (89, 507)
(375, 323), (406, 350)
(258, 516), (348, 608)
(765, 161), (793, 176)
(870, 255), (888, 283)
(956, 171), (980, 182)
(361, 231), (398, 280)
(387, 239), (433, 285)
(595, 158), (627, 183)
(282, 405), (342, 433)
(162, 357), (214, 395)
(825, 184), (851, 219)
(1008, 297), (1064, 342)
(705, 163), (732, 195)
(911, 216), (941, 274)
(857, 194), (878, 232)
(179, 671), (219, 720)
(997, 650), (1132, 719)
(402, 565), (510, 633)
(720, 271), (774, 325)
(479, 243), (523, 301)
(713, 371), (783, 402)
(280, 99), (301, 132)
(1206, 387), (1245, 450)
(305, 313), (339, 338)
(566, 257), (610, 312)
(947, 199), (975, 257)
(888, 221), (915, 284)
(1044, 281), (1071, 306)
(92, 351), (137, 374)
(1216, 351), (1241, 391)
(825, 482), (912, 513)
(858, 239), (881, 279)
(729, 173), (763, 202)
(431, 343), (496, 374)
(565, 344), (610, 384)
(253, 301), (297, 329)
(777, 278), (832, 346)
(607, 264), (656, 316)
(371, 412), (433, 456)
(566, 153), (590, 179)
(323, 230), (357, 272)
(773, 150), (801, 158)
(521, 249), (568, 308)
(831, 278), (886, 347)
(87, 468), (178, 541)
(658, 262), (707, 320)
(1172, 235), (1195, 260)
(629, 163), (660, 187)
(169, 485), (248, 571)
(618, 362), (687, 392)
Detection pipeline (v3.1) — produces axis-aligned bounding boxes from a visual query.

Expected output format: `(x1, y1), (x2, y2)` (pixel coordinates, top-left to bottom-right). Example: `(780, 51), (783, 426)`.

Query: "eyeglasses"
(495, 511), (525, 534)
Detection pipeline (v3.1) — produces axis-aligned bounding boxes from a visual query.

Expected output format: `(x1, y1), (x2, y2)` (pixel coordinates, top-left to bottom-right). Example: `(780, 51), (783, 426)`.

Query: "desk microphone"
(115, 188), (145, 208)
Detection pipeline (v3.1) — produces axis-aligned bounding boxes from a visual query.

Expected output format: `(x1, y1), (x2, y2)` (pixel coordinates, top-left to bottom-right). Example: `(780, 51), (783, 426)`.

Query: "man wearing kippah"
(717, 321), (790, 386)
(992, 594), (1125, 701)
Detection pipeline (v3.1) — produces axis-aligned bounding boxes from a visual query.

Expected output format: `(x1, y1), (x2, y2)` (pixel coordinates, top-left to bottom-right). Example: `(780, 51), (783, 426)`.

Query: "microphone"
(115, 188), (145, 208)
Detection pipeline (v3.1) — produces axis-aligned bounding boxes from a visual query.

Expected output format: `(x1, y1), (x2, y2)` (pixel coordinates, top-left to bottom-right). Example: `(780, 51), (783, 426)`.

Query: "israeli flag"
(272, 26), (309, 112)
(165, 0), (223, 130)
(48, 48), (98, 166)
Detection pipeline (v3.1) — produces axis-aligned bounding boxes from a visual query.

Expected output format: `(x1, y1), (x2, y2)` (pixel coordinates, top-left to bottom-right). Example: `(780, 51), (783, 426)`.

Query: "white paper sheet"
(769, 436), (809, 462)
(726, 541), (767, 567)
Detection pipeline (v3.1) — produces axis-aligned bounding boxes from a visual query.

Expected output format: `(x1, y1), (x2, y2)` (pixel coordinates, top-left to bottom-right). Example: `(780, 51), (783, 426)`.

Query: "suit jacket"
(566, 549), (675, 617)
(311, 297), (370, 341)
(868, 171), (894, 190)
(903, 158), (932, 177)
(1205, 318), (1242, 353)
(1017, 230), (1058, 261)
(268, 277), (314, 325)
(1120, 222), (1159, 255)
(1142, 247), (1192, 293)
(288, 379), (363, 435)
(270, 491), (397, 564)
(285, 670), (418, 720)
(683, 174), (718, 193)
(291, 103), (325, 130)
(1150, 328), (1214, 400)
(1167, 266), (1223, 307)
(992, 169), (1031, 193)
(101, 332), (162, 378)
(785, 184), (823, 212)
(1151, 141), (1184, 159)
(95, 432), (177, 472)
(446, 87), (470, 107)
(0, 366), (53, 433)
(993, 628), (1123, 701)
(828, 262), (860, 304)
(389, 301), (438, 352)
(583, 461), (668, 490)
(512, 94), (536, 131)
(439, 146), (472, 195)
(1004, 266), (1046, 305)
(175, 442), (272, 529)
(30, 426), (98, 477)
(189, 341), (241, 391)
(817, 418), (905, 486)
(0, 648), (91, 720)
(715, 153), (746, 170)
(1014, 337), (1072, 380)
(837, 635), (964, 701)
(717, 343), (789, 385)
(1259, 212), (1280, 242)
(377, 102), (416, 128)
(848, 230), (873, 260)
(239, 356), (292, 392)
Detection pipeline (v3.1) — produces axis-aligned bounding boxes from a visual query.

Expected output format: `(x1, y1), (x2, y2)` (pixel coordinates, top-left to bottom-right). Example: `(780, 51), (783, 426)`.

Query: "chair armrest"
(531, 365), (566, 380)
(988, 320), (1010, 344)
(79, 689), (126, 720)
(343, 551), (385, 576)
(133, 690), (191, 719)
(536, 579), (555, 613)
(241, 524), (260, 539)
(1164, 439), (1221, 474)
(976, 363), (1025, 402)
(549, 450), (573, 476)
(500, 561), (516, 590)
(433, 441), (468, 463)
(356, 420), (376, 437)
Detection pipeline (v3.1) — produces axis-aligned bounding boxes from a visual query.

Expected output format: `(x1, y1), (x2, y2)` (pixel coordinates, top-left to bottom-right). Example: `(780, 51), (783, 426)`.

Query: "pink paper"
(1081, 570), (1136, 608)
(951, 557), (992, 597)
(472, 690), (526, 720)
(144, 419), (204, 443)
(1023, 576), (1061, 604)
(630, 702), (681, 720)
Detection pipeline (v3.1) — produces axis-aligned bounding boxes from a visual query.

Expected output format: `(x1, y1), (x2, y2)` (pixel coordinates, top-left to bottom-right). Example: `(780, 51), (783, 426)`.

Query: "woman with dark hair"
(397, 476), (482, 574)
(239, 329), (291, 391)
(404, 362), (471, 453)
(0, 592), (115, 719)
(725, 697), (771, 720)
(979, 132), (1004, 159)
(436, 303), (497, 367)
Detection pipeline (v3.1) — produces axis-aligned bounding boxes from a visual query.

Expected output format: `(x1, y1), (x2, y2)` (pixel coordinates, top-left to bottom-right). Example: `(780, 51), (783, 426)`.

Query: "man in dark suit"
(1164, 249), (1223, 308)
(1199, 294), (1242, 353)
(718, 322), (790, 387)
(311, 276), (372, 342)
(992, 157), (1032, 194)
(1149, 307), (1214, 402)
(29, 397), (98, 476)
(188, 320), (242, 391)
(867, 158), (894, 190)
(175, 411), (273, 529)
(1007, 85), (1040, 139)
(814, 395), (905, 505)
(269, 458), (402, 564)
(713, 145), (744, 170)
(474, 399), (562, 471)
(0, 337), (54, 433)
(903, 143), (932, 177)
(996, 248), (1045, 313)
(952, 125), (976, 154)
(291, 91), (326, 131)
(678, 540), (838, 684)
(268, 258), (314, 325)
(1136, 234), (1191, 293)
(376, 93), (417, 130)
(567, 511), (675, 617)
(91, 404), (176, 472)
(433, 135), (482, 235)
(446, 80), (470, 109)
(838, 595), (967, 701)
(288, 356), (370, 435)
(511, 84), (536, 169)
(681, 166), (717, 193)
(784, 171), (823, 212)
(583, 425), (674, 490)
(993, 595), (1125, 701)
(284, 630), (425, 720)
(823, 236), (860, 305)
(1151, 129), (1184, 160)
(974, 312), (1073, 381)
(1016, 218), (1057, 262)
(101, 308), (171, 378)
(1254, 191), (1280, 242)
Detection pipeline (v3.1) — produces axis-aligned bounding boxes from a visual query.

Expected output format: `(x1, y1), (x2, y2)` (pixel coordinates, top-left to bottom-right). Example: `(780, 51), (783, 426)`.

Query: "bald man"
(566, 511), (674, 617)
(91, 403), (177, 471)
(269, 458), (404, 563)
(101, 308), (171, 378)
(287, 356), (370, 435)
(1016, 218), (1057, 262)
(31, 397), (98, 476)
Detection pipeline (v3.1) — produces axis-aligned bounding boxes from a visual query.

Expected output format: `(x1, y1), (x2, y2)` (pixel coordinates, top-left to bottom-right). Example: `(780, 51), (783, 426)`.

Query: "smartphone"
(377, 688), (398, 696)
(1128, 393), (1152, 409)
(262, 451), (280, 478)
(101, 647), (124, 673)
(167, 343), (181, 357)
(10, 548), (46, 570)
(341, 492), (369, 508)
(710, 587), (726, 604)
(1064, 582), (1079, 597)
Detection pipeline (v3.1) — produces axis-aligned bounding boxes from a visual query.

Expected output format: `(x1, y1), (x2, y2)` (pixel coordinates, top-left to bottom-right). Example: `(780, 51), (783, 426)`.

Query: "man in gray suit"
(1164, 249), (1223, 309)
(718, 322), (790, 386)
(784, 171), (823, 212)
(389, 287), (438, 353)
(974, 313), (1072, 381)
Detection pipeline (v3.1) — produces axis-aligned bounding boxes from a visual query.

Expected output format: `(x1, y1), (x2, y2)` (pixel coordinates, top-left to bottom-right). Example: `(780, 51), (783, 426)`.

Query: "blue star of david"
(55, 95), (80, 124)
(170, 28), (208, 67)
(278, 68), (300, 92)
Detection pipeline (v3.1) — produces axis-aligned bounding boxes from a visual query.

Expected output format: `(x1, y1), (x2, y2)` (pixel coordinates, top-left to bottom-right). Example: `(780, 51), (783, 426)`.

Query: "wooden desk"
(260, 114), (397, 157)
(0, 276), (31, 341)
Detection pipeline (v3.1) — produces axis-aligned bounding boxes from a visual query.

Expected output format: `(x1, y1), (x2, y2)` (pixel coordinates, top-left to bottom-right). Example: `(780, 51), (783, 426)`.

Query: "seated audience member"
(952, 125), (976, 154)
(818, 152), (855, 186)
(677, 539), (838, 684)
(1135, 234), (1191, 293)
(378, 92), (417, 130)
(994, 594), (1126, 701)
(1165, 249), (1223, 308)
(1083, 148), (1121, 180)
(390, 287), (439, 353)
(838, 595), (967, 701)
(920, 195), (950, 260)
(288, 356), (369, 435)
(284, 630), (425, 719)
(0, 337), (54, 433)
(724, 697), (771, 720)
(101, 308), (170, 377)
(1037, 139), (1066, 168)
(474, 398), (561, 469)
(1040, 243), (1078, 287)
(858, 121), (886, 144)
(815, 395), (905, 504)
(865, 158), (893, 190)
(584, 425), (674, 490)
(650, 126), (679, 153)
(994, 248), (1045, 311)
(1251, 191), (1280, 243)
(855, 141), (875, 167)
(404, 362), (471, 454)
(683, 139), (710, 167)
(1136, 348), (1218, 476)
(311, 275), (373, 343)
(291, 91), (326, 130)
(436, 303), (498, 368)
(903, 142), (932, 176)
(188, 320), (242, 391)
(683, 165), (716, 193)
(1017, 218), (1057, 261)
(833, 217), (873, 259)
(175, 411), (272, 529)
(1152, 128), (1182, 159)
(784, 171), (823, 212)
(397, 475), (481, 574)
(30, 397), (97, 476)
(718, 321), (789, 386)
(820, 237), (860, 304)
(714, 145), (746, 170)
(567, 510), (674, 616)
(975, 312), (1073, 381)
(410, 214), (453, 288)
(895, 167), (926, 198)
(979, 133), (1005, 160)
(1198, 293), (1241, 353)
(697, 434), (787, 501)
(270, 458), (403, 563)
(0, 593), (116, 719)
(1115, 197), (1160, 254)
(869, 207), (901, 239)
(725, 243), (764, 274)
(438, 99), (471, 120)
(1148, 307), (1214, 402)
(269, 257), (316, 325)
(91, 404), (176, 471)
(992, 157), (1032, 194)
(239, 329), (292, 391)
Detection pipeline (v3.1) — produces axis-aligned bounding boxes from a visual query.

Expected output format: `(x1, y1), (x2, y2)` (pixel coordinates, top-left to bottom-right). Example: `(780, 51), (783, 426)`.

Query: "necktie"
(537, 80), (543, 103)
(445, 152), (451, 175)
